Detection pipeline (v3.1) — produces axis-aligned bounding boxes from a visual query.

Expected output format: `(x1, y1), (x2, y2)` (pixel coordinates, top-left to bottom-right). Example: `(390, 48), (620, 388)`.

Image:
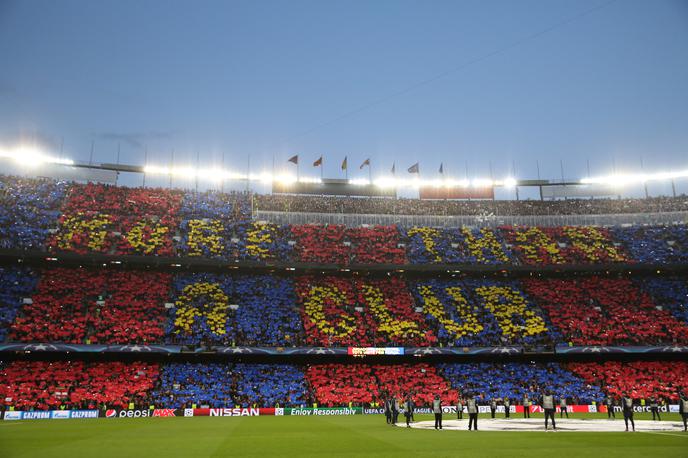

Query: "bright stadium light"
(471, 178), (494, 188)
(581, 169), (688, 186)
(0, 146), (74, 166)
(502, 177), (518, 188)
(139, 161), (518, 190)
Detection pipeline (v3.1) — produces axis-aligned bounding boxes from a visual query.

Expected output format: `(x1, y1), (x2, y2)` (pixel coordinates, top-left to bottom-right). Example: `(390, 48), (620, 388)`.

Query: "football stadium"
(1, 1), (688, 457)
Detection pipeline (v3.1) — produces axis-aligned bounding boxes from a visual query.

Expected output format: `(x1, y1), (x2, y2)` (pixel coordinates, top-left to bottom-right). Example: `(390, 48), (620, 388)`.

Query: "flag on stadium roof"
(408, 162), (419, 174)
(391, 163), (396, 174)
(341, 156), (347, 170)
(288, 155), (299, 165)
(360, 158), (370, 169)
(439, 163), (444, 174)
(313, 156), (323, 167)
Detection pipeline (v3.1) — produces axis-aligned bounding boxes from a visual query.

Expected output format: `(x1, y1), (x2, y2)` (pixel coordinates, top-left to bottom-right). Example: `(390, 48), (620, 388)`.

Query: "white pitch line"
(638, 431), (688, 438)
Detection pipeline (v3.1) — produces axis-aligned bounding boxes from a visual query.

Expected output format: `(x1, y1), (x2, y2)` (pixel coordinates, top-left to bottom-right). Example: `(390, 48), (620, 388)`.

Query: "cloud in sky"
(96, 130), (176, 148)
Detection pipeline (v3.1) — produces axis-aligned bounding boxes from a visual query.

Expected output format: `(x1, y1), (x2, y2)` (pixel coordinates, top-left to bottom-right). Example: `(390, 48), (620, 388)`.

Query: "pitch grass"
(1, 412), (686, 458)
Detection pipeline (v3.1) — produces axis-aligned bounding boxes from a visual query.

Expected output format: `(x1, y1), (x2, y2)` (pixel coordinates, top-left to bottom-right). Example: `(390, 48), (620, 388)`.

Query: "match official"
(679, 392), (688, 432)
(433, 394), (443, 430)
(404, 394), (414, 428)
(504, 397), (511, 419)
(559, 396), (568, 419)
(456, 397), (463, 420)
(467, 393), (479, 431)
(523, 395), (531, 419)
(622, 394), (635, 432)
(541, 390), (556, 431)
(384, 397), (392, 424)
(649, 396), (661, 421)
(490, 398), (497, 419)
(605, 396), (615, 419)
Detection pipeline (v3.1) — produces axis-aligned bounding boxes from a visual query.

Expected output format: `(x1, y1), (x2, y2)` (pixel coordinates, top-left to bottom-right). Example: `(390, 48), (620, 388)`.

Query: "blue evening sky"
(1, 0), (687, 196)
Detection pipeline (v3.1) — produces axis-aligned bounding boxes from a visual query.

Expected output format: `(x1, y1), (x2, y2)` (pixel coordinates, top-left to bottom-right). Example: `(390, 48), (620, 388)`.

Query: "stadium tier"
(2, 361), (687, 410)
(1, 175), (687, 265)
(1, 267), (687, 346)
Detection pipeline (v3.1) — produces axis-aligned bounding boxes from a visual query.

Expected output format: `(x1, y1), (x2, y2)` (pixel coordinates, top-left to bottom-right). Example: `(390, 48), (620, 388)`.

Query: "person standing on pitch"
(559, 396), (568, 419)
(649, 395), (660, 421)
(622, 394), (635, 432)
(384, 396), (392, 424)
(433, 394), (443, 430)
(541, 390), (556, 431)
(490, 398), (497, 419)
(504, 397), (511, 419)
(523, 394), (531, 418)
(404, 394), (414, 428)
(408, 393), (415, 422)
(679, 392), (688, 432)
(392, 397), (400, 425)
(456, 396), (463, 420)
(467, 393), (479, 431)
(605, 396), (615, 419)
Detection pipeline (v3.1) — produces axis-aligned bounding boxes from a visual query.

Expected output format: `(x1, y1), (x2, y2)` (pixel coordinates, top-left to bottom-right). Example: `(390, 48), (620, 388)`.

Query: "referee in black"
(649, 395), (660, 421)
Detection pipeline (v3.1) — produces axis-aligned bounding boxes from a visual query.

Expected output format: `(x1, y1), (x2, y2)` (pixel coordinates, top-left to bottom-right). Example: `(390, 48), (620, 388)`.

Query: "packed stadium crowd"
(253, 193), (688, 216)
(0, 267), (687, 347)
(1, 175), (688, 267)
(2, 360), (687, 411)
(1, 173), (687, 417)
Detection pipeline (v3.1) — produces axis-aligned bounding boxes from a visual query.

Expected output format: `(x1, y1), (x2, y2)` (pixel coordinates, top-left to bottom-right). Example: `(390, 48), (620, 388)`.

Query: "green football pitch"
(1, 412), (686, 458)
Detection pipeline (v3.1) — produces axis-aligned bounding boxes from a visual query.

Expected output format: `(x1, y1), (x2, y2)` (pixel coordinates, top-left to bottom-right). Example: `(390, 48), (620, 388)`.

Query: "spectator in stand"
(0, 175), (66, 251)
(292, 224), (406, 265)
(499, 225), (628, 266)
(177, 190), (291, 261)
(410, 278), (556, 347)
(523, 277), (688, 345)
(167, 273), (302, 346)
(567, 361), (688, 403)
(296, 275), (434, 347)
(611, 224), (688, 264)
(254, 193), (688, 216)
(305, 363), (457, 407)
(291, 224), (348, 264)
(438, 363), (603, 404)
(10, 268), (170, 344)
(0, 267), (38, 342)
(150, 363), (308, 408)
(233, 221), (293, 261)
(49, 183), (182, 256)
(0, 360), (158, 410)
(637, 277), (688, 324)
(403, 226), (513, 265)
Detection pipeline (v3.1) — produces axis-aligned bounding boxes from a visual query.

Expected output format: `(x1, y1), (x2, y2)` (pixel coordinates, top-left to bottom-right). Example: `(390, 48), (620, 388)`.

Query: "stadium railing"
(255, 210), (688, 228)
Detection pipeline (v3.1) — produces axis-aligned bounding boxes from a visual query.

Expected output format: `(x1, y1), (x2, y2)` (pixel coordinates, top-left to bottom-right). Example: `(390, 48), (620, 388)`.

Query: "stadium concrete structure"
(0, 172), (687, 436)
